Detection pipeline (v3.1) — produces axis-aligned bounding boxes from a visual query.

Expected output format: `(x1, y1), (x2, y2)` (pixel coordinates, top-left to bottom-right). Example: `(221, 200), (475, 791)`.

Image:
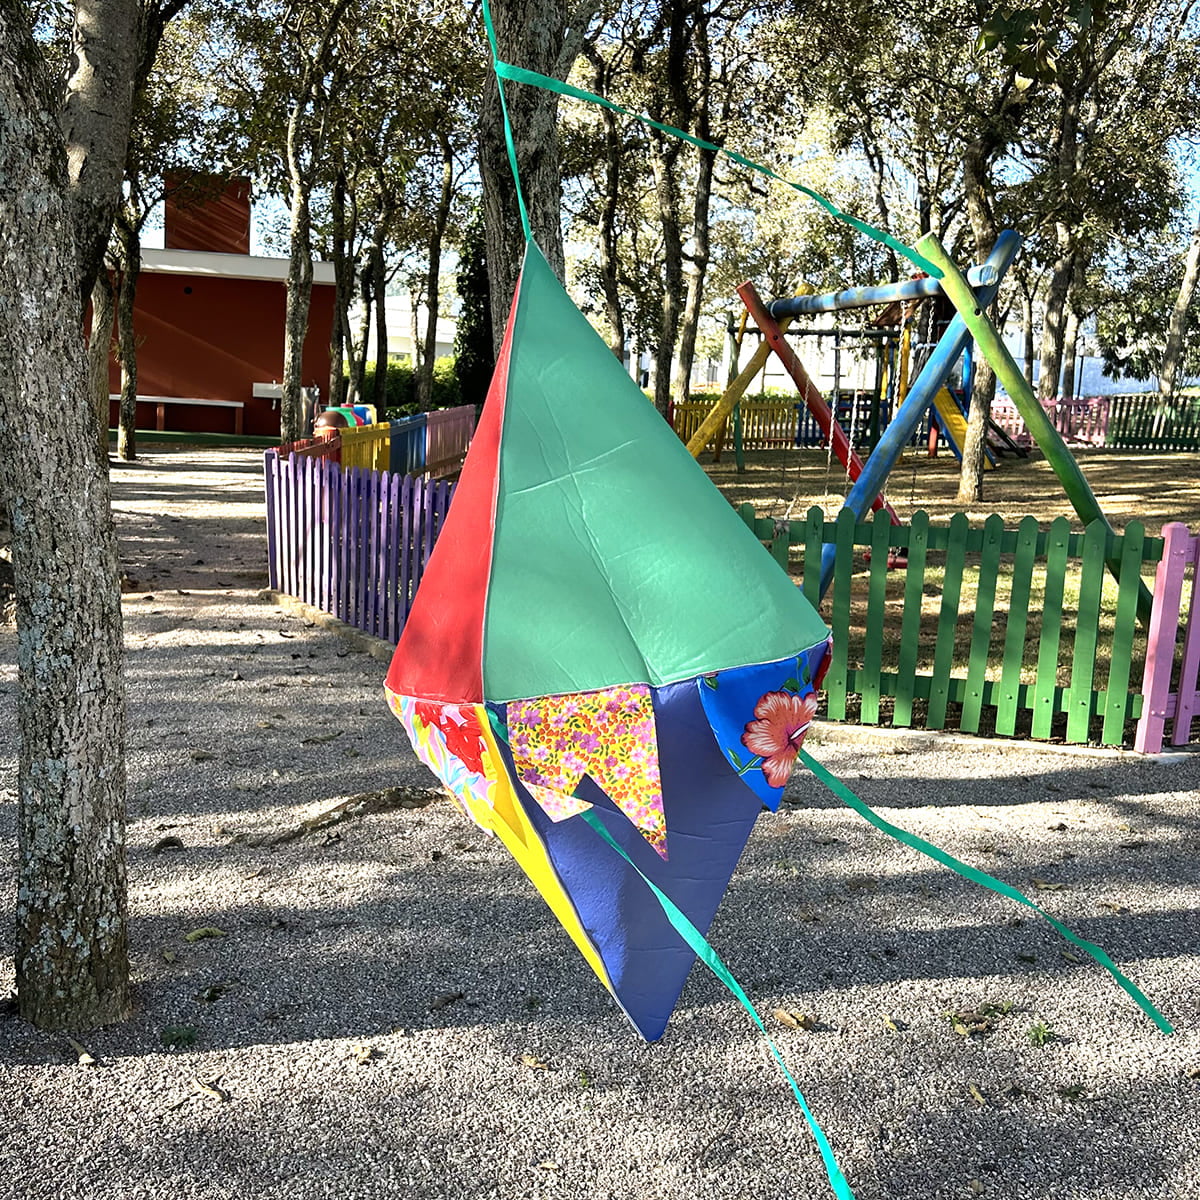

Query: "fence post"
(1134, 522), (1193, 753)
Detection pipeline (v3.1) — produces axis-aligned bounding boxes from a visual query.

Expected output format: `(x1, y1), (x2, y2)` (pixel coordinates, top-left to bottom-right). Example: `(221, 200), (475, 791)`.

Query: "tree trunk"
(1, 2), (131, 1031)
(372, 244), (389, 411)
(88, 270), (115, 462)
(480, 0), (589, 349)
(1022, 287), (1035, 386)
(1060, 307), (1081, 403)
(1159, 217), (1200, 403)
(585, 48), (625, 358)
(348, 256), (372, 406)
(672, 146), (715, 410)
(417, 136), (455, 410)
(650, 134), (683, 416)
(957, 140), (999, 504)
(327, 165), (352, 410)
(1037, 238), (1076, 403)
(114, 210), (141, 461)
(62, 0), (141, 305)
(282, 163), (314, 442)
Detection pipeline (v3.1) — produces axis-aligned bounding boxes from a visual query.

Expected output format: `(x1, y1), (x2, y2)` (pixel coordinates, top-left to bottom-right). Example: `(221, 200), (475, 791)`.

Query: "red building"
(107, 178), (335, 438)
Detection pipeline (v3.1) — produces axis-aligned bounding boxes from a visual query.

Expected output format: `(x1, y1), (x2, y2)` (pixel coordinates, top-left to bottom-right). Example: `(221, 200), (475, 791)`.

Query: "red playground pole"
(737, 281), (899, 523)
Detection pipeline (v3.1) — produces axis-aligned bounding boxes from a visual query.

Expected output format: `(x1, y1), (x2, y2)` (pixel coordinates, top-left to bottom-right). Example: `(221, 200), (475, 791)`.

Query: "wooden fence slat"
(961, 514), (1004, 733)
(1170, 532), (1200, 744)
(1101, 523), (1146, 744)
(826, 509), (856, 720)
(861, 510), (891, 724)
(893, 510), (928, 728)
(1066, 521), (1108, 742)
(1031, 518), (1071, 739)
(927, 513), (969, 730)
(995, 516), (1039, 736)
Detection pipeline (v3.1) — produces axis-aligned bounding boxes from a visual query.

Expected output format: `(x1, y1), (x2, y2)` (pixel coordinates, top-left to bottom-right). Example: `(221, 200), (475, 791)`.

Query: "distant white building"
(360, 294), (457, 363)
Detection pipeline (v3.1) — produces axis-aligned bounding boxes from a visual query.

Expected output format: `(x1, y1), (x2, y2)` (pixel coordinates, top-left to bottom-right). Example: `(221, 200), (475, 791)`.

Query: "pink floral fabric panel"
(506, 686), (667, 857)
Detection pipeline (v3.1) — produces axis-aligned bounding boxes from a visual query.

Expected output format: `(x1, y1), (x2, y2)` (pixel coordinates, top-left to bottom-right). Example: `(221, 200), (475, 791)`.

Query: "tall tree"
(479, 0), (597, 347)
(0, 0), (141, 1030)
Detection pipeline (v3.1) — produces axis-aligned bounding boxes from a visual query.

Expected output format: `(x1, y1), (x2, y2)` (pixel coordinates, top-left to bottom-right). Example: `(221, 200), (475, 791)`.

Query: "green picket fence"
(740, 505), (1164, 747)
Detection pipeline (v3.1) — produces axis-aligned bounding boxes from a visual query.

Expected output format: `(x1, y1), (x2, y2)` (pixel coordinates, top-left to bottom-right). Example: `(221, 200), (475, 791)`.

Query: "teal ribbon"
(579, 808), (857, 1200)
(477, 0), (940, 279)
(479, 0), (532, 242)
(799, 748), (1173, 1034)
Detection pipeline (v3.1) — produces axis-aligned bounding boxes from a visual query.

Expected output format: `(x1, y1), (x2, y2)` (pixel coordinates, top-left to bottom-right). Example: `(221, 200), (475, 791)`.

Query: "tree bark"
(114, 208), (141, 461)
(1, 2), (131, 1030)
(480, 0), (595, 348)
(1021, 286), (1035, 386)
(88, 270), (115, 462)
(1158, 217), (1200, 403)
(649, 134), (683, 416)
(282, 113), (315, 442)
(957, 140), (1000, 504)
(61, 0), (140, 305)
(372, 243), (389, 411)
(327, 165), (353, 410)
(417, 135), (455, 409)
(584, 47), (625, 358)
(672, 145), (715, 411)
(1060, 306), (1081, 403)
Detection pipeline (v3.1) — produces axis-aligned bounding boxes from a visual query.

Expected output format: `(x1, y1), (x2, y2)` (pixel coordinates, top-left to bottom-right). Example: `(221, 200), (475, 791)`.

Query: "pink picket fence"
(263, 450), (453, 643)
(1136, 523), (1200, 752)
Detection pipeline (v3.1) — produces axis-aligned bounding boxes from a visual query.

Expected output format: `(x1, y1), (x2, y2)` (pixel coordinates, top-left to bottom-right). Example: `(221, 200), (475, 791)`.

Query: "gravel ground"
(1, 449), (1198, 1200)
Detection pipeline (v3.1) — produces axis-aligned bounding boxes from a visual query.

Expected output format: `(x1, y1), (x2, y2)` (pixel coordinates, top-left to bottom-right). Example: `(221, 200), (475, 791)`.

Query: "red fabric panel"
(384, 295), (517, 704)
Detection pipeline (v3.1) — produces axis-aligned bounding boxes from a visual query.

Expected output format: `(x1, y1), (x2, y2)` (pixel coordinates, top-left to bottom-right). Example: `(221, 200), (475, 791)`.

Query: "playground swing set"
(686, 229), (1151, 616)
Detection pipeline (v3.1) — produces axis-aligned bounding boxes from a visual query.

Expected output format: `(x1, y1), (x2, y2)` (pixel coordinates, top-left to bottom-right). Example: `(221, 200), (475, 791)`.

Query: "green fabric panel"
(579, 810), (857, 1200)
(800, 749), (1173, 1034)
(483, 243), (828, 699)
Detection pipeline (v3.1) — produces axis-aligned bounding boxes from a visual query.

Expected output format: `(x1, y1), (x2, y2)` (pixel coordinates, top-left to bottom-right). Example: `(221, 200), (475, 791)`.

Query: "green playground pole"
(916, 233), (1152, 625)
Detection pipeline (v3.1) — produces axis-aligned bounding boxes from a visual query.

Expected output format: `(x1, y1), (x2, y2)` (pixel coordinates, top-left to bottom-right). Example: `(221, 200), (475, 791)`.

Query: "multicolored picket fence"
(740, 505), (1199, 752)
(677, 391), (1200, 453)
(337, 405), (476, 475)
(263, 449), (454, 641)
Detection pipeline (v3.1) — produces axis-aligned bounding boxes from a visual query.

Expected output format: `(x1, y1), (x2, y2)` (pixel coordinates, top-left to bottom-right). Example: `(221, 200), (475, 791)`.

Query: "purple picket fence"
(1135, 522), (1200, 752)
(263, 450), (454, 643)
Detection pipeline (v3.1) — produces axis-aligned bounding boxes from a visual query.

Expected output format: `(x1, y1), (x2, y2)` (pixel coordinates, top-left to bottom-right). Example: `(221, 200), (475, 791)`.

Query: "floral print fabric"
(391, 693), (498, 821)
(506, 686), (667, 858)
(697, 638), (832, 808)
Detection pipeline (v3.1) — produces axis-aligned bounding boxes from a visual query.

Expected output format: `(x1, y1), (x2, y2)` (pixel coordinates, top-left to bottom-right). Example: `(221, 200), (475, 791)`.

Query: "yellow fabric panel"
(466, 716), (614, 994)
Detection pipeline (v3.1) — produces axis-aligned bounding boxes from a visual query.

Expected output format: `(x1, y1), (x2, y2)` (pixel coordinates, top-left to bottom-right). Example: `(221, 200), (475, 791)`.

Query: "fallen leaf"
(968, 1083), (987, 1107)
(537, 1162), (560, 1172)
(161, 948), (177, 963)
(1016, 952), (1038, 963)
(1031, 877), (1065, 891)
(1185, 1066), (1200, 1081)
(183, 927), (226, 943)
(1118, 839), (1148, 850)
(881, 1014), (904, 1032)
(190, 750), (216, 762)
(1098, 901), (1130, 914)
(301, 730), (344, 745)
(351, 1043), (376, 1064)
(520, 1053), (550, 1071)
(151, 835), (185, 853)
(1047, 823), (1068, 832)
(67, 1038), (97, 1067)
(429, 991), (465, 1012)
(968, 1179), (984, 1195)
(1060, 950), (1082, 964)
(192, 1076), (230, 1103)
(773, 1007), (816, 1030)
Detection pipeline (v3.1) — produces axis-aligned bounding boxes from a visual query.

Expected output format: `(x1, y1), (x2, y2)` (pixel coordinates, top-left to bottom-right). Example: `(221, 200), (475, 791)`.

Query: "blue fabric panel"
(491, 676), (763, 1042)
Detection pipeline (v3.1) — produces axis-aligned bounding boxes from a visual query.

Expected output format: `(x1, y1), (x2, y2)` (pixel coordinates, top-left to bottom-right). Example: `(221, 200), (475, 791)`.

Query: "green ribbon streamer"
(799, 748), (1173, 1035)
(488, 57), (942, 280)
(480, 0), (533, 242)
(579, 808), (857, 1200)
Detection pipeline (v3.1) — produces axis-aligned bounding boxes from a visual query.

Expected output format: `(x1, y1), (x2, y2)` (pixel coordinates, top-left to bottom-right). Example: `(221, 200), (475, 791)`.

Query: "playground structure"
(690, 231), (1152, 616)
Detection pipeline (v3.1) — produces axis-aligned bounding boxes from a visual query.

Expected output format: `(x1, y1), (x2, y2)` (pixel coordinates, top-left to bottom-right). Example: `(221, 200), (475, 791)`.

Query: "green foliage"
(454, 206), (494, 408)
(1027, 1020), (1057, 1046)
(366, 358), (461, 417)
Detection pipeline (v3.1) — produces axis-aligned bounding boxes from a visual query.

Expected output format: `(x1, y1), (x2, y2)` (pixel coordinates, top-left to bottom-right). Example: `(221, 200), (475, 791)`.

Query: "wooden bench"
(109, 394), (245, 434)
